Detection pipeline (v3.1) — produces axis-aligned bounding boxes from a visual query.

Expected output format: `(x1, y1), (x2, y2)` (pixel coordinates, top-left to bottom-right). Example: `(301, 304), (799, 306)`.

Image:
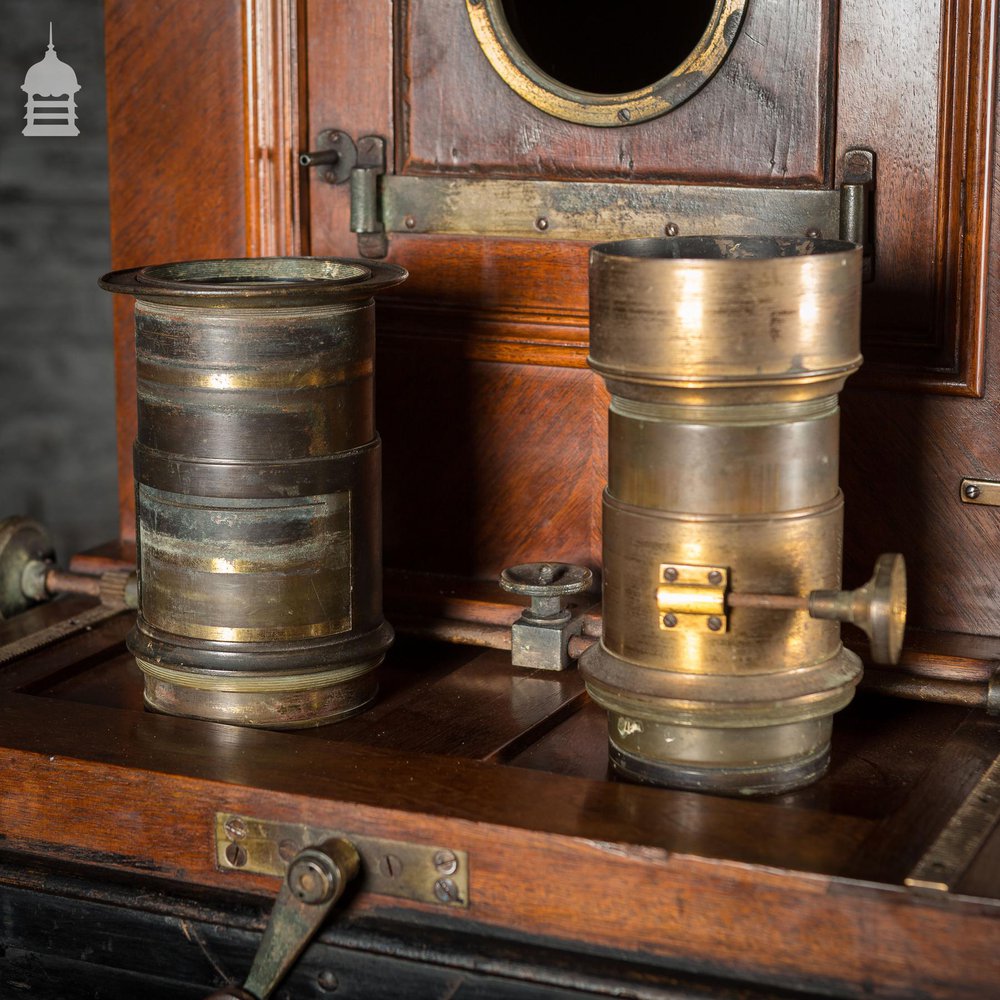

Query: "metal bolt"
(317, 971), (339, 992)
(224, 842), (248, 868)
(224, 817), (247, 841)
(434, 877), (460, 903)
(663, 567), (678, 582)
(433, 849), (459, 876)
(707, 570), (723, 585)
(662, 613), (678, 628)
(534, 216), (549, 232)
(707, 616), (723, 632)
(617, 108), (632, 123)
(278, 838), (298, 863)
(379, 854), (403, 878)
(805, 227), (820, 238)
(964, 483), (981, 499)
(288, 857), (335, 905)
(404, 215), (416, 230)
(664, 222), (679, 237)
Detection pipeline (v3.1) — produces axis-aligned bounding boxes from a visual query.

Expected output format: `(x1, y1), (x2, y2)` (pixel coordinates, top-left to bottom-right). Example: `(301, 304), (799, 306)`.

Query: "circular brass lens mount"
(465, 0), (746, 127)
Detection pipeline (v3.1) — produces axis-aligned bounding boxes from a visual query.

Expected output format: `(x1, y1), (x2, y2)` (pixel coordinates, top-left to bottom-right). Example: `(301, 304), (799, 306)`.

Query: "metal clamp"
(500, 562), (593, 671)
(303, 131), (876, 265)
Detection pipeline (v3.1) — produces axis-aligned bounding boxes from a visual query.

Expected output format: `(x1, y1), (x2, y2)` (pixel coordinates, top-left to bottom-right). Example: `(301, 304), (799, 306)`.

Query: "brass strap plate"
(215, 813), (469, 908)
(905, 754), (1000, 893)
(381, 175), (847, 245)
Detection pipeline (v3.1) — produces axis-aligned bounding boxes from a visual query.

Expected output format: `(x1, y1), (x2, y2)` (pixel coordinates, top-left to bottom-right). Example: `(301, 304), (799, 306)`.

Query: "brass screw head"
(663, 613), (678, 628)
(224, 842), (248, 868)
(433, 849), (458, 876)
(224, 817), (247, 841)
(707, 616), (723, 632)
(965, 483), (981, 499)
(434, 877), (460, 903)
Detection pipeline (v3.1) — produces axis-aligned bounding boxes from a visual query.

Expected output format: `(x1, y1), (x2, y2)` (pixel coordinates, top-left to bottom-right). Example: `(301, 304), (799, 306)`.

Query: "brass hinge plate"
(307, 131), (874, 266)
(215, 813), (469, 908)
(656, 563), (729, 634)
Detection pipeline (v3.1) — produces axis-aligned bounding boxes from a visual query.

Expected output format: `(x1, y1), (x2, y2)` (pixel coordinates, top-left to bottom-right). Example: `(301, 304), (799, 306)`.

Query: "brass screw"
(224, 817), (247, 841)
(805, 228), (820, 238)
(224, 842), (248, 868)
(404, 215), (416, 230)
(707, 570), (723, 585)
(278, 839), (298, 863)
(433, 849), (458, 876)
(534, 216), (549, 232)
(663, 613), (678, 628)
(618, 108), (632, 123)
(707, 616), (723, 632)
(664, 222), (679, 237)
(317, 971), (339, 992)
(380, 854), (403, 878)
(964, 483), (981, 499)
(663, 567), (678, 582)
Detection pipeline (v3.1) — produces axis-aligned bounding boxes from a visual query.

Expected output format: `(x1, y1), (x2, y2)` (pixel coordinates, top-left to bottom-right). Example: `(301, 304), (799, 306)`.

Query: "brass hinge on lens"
(301, 132), (875, 268)
(657, 564), (729, 634)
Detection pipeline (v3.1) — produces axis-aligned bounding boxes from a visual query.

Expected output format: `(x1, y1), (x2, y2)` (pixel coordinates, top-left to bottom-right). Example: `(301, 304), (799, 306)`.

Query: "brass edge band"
(610, 394), (839, 424)
(604, 488), (845, 523)
(135, 356), (374, 391)
(136, 656), (378, 692)
(590, 359), (863, 389)
(133, 436), (380, 499)
(585, 674), (858, 727)
(581, 643), (862, 703)
(147, 618), (352, 643)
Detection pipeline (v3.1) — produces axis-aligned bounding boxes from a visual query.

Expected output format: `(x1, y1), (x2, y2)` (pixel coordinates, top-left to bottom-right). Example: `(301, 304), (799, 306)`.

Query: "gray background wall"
(0, 0), (117, 561)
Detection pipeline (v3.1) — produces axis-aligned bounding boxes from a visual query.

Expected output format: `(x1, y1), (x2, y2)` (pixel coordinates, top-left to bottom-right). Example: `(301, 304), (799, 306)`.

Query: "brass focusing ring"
(610, 394), (839, 425)
(145, 618), (352, 643)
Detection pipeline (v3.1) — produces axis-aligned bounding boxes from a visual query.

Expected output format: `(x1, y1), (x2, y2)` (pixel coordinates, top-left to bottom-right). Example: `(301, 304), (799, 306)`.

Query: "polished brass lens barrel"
(580, 236), (863, 795)
(101, 257), (407, 728)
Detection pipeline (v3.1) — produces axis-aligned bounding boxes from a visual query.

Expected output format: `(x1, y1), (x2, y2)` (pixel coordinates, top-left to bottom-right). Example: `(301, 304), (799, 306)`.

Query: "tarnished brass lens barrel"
(101, 257), (406, 727)
(580, 236), (863, 795)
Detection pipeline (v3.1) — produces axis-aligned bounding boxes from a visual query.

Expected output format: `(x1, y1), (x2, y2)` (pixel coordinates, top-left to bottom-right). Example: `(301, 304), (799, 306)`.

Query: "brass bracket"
(960, 477), (1000, 506)
(656, 563), (728, 634)
(303, 132), (876, 265)
(215, 813), (469, 908)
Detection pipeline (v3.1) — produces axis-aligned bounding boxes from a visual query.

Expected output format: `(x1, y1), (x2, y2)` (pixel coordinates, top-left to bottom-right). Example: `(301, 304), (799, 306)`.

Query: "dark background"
(0, 0), (116, 560)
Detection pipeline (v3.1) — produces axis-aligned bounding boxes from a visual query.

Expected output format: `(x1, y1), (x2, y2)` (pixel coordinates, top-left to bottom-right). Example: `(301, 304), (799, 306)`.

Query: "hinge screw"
(663, 566), (678, 582)
(964, 483), (981, 499)
(534, 216), (549, 232)
(225, 842), (248, 868)
(434, 877), (461, 903)
(663, 613), (678, 628)
(664, 222), (679, 237)
(707, 570), (723, 585)
(404, 215), (416, 230)
(707, 616), (723, 632)
(433, 849), (459, 875)
(224, 817), (247, 841)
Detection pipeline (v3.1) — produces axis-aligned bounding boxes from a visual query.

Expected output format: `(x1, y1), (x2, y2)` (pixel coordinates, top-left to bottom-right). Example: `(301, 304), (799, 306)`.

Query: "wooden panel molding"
(243, 0), (309, 256)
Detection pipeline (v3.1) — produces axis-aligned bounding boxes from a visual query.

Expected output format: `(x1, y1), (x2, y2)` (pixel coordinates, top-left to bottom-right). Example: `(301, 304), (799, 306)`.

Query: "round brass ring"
(465, 0), (746, 127)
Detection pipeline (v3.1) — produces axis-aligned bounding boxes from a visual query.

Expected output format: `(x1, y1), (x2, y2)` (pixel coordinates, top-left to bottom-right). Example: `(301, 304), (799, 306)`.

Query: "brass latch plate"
(215, 813), (469, 908)
(656, 563), (728, 634)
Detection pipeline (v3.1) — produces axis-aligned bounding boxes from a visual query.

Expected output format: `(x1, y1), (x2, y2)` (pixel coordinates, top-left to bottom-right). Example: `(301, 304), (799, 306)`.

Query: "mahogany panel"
(377, 347), (600, 580)
(105, 1), (250, 544)
(398, 0), (834, 186)
(837, 0), (996, 390)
